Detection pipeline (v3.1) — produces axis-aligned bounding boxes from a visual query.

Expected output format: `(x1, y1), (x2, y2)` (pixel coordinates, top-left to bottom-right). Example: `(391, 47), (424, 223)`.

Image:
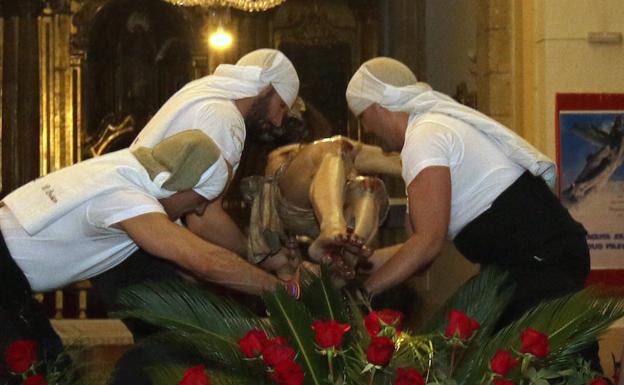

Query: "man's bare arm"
(363, 166), (451, 294)
(186, 196), (248, 257)
(118, 212), (280, 295)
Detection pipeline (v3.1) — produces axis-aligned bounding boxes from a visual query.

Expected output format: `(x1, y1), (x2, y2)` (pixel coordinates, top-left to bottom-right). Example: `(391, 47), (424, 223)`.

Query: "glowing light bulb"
(209, 28), (233, 49)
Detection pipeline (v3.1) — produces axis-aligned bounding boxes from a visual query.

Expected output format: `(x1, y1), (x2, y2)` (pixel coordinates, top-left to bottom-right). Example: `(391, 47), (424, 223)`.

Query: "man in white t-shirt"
(0, 49), (301, 374)
(345, 57), (591, 331)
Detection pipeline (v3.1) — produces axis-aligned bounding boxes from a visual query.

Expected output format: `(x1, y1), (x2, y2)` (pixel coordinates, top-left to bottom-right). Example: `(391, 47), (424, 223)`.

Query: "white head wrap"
(346, 57), (557, 187)
(132, 49), (299, 166)
(231, 48), (299, 107)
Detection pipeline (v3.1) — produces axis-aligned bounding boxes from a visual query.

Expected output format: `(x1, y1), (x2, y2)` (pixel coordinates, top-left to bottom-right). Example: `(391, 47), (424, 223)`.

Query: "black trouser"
(454, 172), (599, 370)
(0, 229), (63, 379)
(454, 172), (590, 323)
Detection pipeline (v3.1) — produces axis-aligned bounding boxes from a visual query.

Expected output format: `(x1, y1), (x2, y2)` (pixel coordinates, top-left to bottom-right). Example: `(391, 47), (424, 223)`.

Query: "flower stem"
(327, 351), (334, 383)
(449, 345), (457, 378)
(368, 367), (376, 385)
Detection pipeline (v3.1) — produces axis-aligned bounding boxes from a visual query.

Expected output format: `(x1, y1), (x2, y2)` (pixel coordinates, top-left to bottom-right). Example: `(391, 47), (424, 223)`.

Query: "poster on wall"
(556, 93), (624, 271)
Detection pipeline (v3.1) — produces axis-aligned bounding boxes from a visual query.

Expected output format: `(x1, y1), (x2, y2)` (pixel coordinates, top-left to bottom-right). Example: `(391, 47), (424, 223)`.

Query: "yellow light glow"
(209, 28), (233, 49)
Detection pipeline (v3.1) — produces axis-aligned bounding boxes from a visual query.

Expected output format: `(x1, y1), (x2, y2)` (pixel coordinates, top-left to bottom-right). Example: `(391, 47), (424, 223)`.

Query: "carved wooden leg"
(307, 153), (349, 262)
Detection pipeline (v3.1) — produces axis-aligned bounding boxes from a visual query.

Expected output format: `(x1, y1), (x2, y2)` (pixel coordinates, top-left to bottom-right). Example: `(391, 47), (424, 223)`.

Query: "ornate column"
(1, 0), (44, 196)
(39, 0), (81, 173)
(0, 2), (4, 192)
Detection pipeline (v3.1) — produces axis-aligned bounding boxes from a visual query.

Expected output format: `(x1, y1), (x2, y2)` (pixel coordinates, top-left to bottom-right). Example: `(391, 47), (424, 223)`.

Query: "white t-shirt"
(134, 99), (246, 170)
(0, 188), (166, 292)
(401, 112), (524, 239)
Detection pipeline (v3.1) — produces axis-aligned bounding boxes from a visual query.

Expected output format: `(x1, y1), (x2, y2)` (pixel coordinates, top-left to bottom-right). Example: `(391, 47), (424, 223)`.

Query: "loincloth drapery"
(241, 172), (318, 265)
(241, 157), (390, 265)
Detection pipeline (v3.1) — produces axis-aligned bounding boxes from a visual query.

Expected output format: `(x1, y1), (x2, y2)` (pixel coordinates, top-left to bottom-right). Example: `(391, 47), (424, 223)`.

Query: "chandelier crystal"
(164, 0), (286, 12)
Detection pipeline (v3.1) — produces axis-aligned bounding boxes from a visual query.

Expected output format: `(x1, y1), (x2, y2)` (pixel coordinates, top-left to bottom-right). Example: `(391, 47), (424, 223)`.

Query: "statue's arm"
(354, 143), (402, 177)
(185, 195), (248, 257)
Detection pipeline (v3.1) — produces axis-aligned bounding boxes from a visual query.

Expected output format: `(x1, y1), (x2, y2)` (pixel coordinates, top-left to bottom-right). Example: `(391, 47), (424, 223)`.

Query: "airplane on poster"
(562, 115), (624, 205)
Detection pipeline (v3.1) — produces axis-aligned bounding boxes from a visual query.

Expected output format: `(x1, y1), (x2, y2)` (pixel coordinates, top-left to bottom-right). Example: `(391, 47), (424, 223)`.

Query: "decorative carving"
(85, 114), (137, 157)
(273, 0), (356, 46)
(70, 0), (110, 53)
(46, 0), (72, 14)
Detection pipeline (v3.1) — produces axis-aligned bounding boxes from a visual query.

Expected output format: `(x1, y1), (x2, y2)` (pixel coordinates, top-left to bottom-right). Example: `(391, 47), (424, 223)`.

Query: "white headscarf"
(132, 48), (299, 160)
(346, 57), (557, 187)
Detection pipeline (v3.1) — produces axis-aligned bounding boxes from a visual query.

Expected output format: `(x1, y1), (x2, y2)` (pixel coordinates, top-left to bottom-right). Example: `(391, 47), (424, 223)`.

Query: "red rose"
(311, 319), (351, 349)
(364, 309), (404, 337)
(4, 340), (37, 374)
(179, 365), (211, 385)
(492, 380), (516, 385)
(24, 375), (48, 385)
(444, 310), (480, 340)
(394, 368), (425, 385)
(271, 360), (304, 385)
(239, 329), (268, 358)
(489, 350), (519, 375)
(587, 377), (609, 385)
(366, 336), (395, 366)
(263, 336), (289, 348)
(263, 344), (296, 367)
(519, 328), (550, 358)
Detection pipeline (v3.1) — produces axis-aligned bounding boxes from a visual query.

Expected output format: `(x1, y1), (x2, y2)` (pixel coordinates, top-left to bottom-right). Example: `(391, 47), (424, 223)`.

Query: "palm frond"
(299, 268), (374, 384)
(112, 280), (270, 345)
(455, 286), (624, 385)
(341, 292), (371, 385)
(421, 265), (514, 339)
(299, 266), (350, 323)
(137, 330), (261, 372)
(263, 286), (329, 385)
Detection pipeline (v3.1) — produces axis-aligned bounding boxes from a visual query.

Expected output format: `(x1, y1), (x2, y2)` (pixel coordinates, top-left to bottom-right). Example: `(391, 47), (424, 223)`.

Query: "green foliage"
(453, 286), (624, 385)
(263, 285), (329, 385)
(112, 269), (624, 385)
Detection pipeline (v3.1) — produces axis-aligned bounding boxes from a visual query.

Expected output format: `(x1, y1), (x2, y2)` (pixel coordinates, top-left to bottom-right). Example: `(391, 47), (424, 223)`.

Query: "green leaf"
(537, 368), (560, 379)
(262, 285), (329, 385)
(422, 265), (513, 338)
(299, 265), (349, 323)
(455, 286), (624, 385)
(113, 280), (270, 341)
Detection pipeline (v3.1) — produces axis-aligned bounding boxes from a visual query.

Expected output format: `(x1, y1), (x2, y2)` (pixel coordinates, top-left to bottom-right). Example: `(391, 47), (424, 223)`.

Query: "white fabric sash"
(347, 66), (556, 187)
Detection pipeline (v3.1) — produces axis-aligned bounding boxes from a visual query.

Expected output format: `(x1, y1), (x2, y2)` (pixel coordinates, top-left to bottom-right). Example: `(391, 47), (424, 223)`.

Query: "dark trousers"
(0, 229), (63, 379)
(454, 172), (599, 370)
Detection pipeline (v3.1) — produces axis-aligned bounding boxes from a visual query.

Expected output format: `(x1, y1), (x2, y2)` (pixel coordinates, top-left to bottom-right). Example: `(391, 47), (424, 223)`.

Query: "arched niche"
(272, 0), (377, 138)
(75, 0), (197, 156)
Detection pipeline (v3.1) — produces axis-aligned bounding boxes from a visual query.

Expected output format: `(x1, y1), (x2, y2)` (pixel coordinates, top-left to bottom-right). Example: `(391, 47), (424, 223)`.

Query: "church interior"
(0, 0), (623, 383)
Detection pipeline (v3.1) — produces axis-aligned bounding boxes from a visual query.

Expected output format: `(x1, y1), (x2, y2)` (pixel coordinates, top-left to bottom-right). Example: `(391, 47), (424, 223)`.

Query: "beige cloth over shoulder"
(3, 130), (227, 235)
